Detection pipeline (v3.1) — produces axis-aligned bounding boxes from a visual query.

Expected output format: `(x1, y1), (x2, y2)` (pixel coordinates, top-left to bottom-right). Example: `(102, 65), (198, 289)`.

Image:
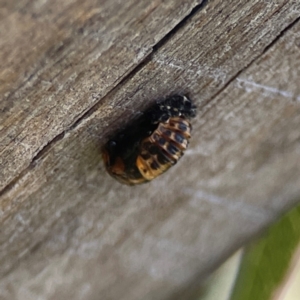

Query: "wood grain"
(0, 0), (300, 299)
(0, 0), (203, 190)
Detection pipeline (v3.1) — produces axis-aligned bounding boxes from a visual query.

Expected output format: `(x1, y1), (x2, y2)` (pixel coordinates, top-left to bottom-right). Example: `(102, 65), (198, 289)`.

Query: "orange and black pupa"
(102, 95), (196, 185)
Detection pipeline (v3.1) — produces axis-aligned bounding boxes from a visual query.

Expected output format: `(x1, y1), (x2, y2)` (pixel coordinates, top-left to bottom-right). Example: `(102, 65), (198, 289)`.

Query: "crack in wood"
(0, 1), (208, 198)
(0, 1), (299, 203)
(263, 14), (300, 54)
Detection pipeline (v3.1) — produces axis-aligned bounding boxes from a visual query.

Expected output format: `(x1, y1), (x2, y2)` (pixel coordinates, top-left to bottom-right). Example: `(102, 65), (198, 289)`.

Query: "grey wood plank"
(0, 0), (300, 299)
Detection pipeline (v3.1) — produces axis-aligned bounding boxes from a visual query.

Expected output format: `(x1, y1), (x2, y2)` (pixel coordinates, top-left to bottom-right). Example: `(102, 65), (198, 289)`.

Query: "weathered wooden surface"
(1, 0), (300, 299)
(0, 0), (203, 190)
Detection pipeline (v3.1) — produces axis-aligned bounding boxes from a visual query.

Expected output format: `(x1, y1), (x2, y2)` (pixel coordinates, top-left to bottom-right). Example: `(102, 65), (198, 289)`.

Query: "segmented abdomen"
(136, 117), (191, 181)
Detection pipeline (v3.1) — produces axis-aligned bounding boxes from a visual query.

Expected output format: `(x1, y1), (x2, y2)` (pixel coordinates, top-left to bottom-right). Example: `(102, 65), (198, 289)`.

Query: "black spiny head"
(147, 95), (197, 123)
